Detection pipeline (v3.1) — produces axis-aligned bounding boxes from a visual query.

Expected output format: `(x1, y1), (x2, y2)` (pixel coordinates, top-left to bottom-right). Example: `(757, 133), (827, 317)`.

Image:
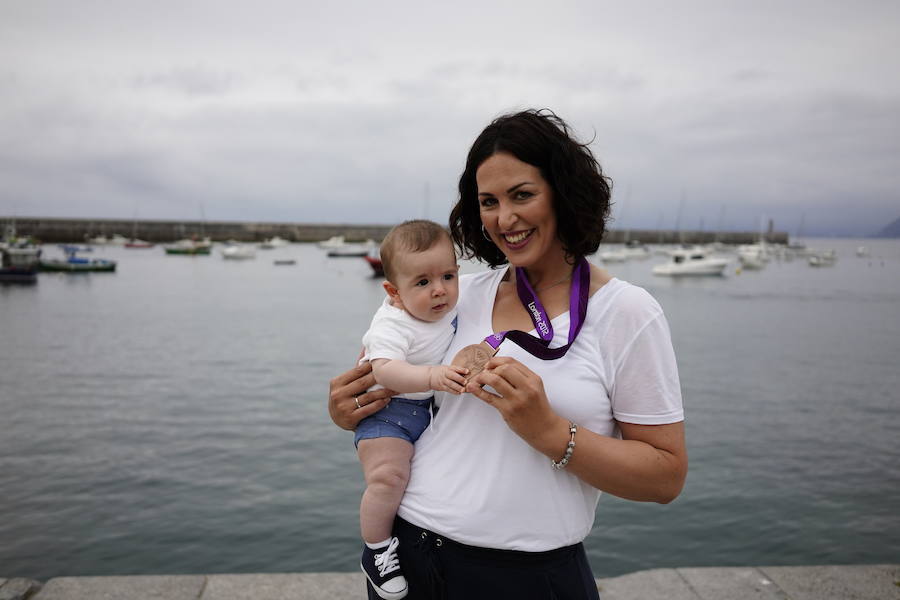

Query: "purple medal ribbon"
(484, 256), (590, 360)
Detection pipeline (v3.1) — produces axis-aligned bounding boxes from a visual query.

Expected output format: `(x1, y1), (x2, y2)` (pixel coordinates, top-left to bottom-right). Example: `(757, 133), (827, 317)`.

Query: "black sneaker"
(360, 537), (408, 599)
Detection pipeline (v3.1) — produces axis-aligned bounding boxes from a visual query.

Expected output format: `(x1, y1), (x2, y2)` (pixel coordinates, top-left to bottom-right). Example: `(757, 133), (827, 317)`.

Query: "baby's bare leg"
(357, 437), (414, 544)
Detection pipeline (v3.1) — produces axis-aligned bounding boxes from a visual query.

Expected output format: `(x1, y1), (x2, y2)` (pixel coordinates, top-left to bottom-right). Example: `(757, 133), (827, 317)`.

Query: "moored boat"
(599, 248), (627, 263)
(808, 250), (837, 267)
(125, 239), (155, 248)
(652, 247), (730, 276)
(328, 239), (376, 257)
(164, 238), (212, 255)
(1, 246), (41, 284)
(222, 245), (256, 260)
(737, 248), (766, 270)
(40, 249), (116, 272)
(622, 239), (650, 259)
(259, 236), (290, 249)
(318, 235), (346, 249)
(58, 244), (93, 253)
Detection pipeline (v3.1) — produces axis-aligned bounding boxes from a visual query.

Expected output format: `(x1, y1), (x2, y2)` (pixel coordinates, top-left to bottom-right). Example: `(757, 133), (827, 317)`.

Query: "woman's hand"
(465, 356), (567, 445)
(328, 362), (393, 431)
(468, 356), (687, 503)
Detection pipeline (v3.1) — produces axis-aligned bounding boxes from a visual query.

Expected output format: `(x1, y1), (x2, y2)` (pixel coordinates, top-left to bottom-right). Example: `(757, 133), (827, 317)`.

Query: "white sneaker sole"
(360, 562), (409, 600)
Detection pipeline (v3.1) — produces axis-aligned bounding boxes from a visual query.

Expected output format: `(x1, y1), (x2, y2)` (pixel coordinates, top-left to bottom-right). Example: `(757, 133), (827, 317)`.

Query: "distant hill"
(875, 216), (900, 238)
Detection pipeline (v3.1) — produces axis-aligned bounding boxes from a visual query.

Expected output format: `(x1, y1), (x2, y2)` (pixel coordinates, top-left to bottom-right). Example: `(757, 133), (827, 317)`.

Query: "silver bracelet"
(551, 423), (577, 470)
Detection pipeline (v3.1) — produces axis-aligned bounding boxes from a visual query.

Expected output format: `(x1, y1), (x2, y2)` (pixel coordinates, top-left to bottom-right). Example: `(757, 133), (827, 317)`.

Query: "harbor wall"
(3, 217), (789, 245)
(1, 565), (896, 600)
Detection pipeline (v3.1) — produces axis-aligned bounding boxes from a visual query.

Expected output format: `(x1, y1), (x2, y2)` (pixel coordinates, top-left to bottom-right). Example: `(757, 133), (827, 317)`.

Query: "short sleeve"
(362, 313), (415, 362)
(363, 300), (416, 360)
(610, 312), (684, 425)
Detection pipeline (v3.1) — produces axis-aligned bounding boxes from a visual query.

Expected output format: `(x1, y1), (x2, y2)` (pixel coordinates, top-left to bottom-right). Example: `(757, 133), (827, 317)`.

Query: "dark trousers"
(365, 516), (601, 600)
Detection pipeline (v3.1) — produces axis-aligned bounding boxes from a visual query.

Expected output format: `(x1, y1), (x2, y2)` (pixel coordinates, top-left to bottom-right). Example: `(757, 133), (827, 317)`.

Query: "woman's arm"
(328, 361), (394, 430)
(532, 415), (687, 503)
(467, 357), (687, 503)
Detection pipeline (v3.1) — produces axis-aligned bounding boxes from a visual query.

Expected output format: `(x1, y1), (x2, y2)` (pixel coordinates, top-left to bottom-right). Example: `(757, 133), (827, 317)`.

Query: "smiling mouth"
(502, 229), (535, 246)
(432, 303), (447, 311)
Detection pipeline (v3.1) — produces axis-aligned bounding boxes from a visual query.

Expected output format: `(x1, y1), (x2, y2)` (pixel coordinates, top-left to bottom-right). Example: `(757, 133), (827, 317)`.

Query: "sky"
(1, 0), (898, 237)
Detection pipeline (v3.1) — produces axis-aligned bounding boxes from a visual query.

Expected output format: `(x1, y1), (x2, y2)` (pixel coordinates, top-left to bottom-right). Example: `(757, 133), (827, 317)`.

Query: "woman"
(330, 109), (687, 599)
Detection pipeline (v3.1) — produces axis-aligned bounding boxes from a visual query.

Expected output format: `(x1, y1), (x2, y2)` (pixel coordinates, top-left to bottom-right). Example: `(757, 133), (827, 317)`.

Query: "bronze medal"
(451, 341), (497, 380)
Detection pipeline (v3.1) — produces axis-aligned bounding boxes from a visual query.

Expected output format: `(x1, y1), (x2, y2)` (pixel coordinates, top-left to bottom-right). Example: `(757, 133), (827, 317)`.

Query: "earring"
(481, 224), (493, 242)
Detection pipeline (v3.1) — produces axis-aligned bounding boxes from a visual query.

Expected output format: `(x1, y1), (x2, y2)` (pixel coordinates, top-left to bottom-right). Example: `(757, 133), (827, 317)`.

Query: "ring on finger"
(354, 397), (362, 410)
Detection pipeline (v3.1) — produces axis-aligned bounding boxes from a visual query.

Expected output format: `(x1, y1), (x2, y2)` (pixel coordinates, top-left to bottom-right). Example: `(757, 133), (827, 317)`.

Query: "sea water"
(1, 238), (898, 580)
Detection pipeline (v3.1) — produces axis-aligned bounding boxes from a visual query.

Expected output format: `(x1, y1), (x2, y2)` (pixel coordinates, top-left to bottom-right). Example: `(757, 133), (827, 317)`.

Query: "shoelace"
(375, 537), (401, 577)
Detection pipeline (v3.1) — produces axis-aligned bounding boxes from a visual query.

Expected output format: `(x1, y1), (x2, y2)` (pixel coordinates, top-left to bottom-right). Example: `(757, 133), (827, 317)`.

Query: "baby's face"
(390, 237), (459, 322)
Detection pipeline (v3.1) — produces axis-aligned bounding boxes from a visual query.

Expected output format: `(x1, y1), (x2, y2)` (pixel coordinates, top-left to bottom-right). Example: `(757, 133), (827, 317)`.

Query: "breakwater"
(1, 565), (896, 600)
(3, 216), (788, 245)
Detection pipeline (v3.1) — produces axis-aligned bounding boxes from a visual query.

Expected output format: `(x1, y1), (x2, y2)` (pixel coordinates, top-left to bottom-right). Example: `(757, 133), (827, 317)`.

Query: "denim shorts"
(354, 397), (433, 448)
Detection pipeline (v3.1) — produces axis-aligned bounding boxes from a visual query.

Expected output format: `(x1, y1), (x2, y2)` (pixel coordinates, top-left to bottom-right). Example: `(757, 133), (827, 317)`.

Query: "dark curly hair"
(449, 109), (612, 267)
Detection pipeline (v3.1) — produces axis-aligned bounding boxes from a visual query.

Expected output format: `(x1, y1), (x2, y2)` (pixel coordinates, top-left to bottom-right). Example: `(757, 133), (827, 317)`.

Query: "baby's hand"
(429, 365), (469, 394)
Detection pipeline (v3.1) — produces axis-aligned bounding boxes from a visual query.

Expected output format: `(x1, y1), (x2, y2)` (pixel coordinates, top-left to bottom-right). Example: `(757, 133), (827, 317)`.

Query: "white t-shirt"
(397, 268), (683, 550)
(361, 296), (458, 401)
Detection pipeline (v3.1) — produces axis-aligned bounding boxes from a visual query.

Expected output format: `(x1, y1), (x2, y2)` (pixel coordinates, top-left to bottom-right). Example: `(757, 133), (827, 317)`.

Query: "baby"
(354, 220), (467, 600)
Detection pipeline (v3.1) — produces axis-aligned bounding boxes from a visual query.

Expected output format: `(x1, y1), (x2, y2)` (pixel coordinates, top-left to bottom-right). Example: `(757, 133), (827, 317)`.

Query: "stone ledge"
(0, 579), (43, 600)
(3, 565), (895, 600)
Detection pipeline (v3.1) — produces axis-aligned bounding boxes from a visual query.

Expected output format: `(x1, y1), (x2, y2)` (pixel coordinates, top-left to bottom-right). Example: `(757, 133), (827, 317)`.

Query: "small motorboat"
(222, 245), (256, 260)
(274, 259), (296, 266)
(652, 247), (729, 276)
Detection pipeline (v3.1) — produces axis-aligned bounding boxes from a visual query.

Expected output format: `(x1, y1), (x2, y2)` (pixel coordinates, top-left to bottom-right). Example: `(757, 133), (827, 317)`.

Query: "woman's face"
(475, 152), (562, 269)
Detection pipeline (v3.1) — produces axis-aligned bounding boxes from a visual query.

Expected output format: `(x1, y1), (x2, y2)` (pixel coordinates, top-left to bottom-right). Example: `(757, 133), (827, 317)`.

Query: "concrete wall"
(3, 217), (789, 245)
(1, 565), (896, 600)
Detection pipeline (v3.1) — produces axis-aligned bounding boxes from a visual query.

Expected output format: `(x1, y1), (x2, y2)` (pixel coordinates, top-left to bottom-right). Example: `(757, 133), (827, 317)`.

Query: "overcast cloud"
(2, 0), (898, 236)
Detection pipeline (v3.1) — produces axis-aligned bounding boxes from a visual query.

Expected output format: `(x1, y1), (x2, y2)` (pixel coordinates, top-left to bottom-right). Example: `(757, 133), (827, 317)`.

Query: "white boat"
(738, 254), (766, 270)
(327, 239), (377, 257)
(652, 248), (730, 276)
(808, 250), (837, 267)
(318, 235), (346, 249)
(737, 242), (771, 266)
(259, 236), (290, 249)
(856, 246), (870, 258)
(164, 238), (213, 255)
(737, 246), (767, 270)
(222, 245), (256, 260)
(599, 248), (627, 263)
(622, 240), (650, 259)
